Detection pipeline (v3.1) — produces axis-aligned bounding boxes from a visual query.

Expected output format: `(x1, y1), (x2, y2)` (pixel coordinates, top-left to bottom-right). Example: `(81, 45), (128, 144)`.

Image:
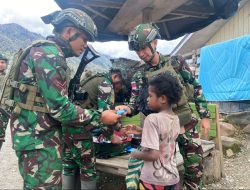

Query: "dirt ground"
(0, 125), (22, 189)
(204, 129), (250, 189)
(1, 125), (250, 189)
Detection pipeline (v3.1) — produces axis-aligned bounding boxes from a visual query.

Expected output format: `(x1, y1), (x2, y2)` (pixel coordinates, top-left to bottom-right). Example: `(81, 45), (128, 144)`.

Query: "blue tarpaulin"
(199, 35), (250, 101)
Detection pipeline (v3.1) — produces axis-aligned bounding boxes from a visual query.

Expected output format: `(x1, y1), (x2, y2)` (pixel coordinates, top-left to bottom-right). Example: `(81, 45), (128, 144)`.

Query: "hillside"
(0, 23), (112, 73)
(0, 23), (44, 55)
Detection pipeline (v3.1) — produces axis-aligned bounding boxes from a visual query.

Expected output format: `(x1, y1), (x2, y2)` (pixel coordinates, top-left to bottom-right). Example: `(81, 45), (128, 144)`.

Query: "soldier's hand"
(101, 110), (121, 125)
(124, 124), (142, 135)
(115, 105), (131, 115)
(111, 134), (123, 144)
(130, 150), (141, 159)
(119, 127), (127, 136)
(200, 118), (210, 139)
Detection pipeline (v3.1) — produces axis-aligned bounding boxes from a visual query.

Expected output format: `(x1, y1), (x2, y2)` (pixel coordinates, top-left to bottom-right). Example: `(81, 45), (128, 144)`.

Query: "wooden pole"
(142, 7), (153, 23)
(215, 104), (225, 177)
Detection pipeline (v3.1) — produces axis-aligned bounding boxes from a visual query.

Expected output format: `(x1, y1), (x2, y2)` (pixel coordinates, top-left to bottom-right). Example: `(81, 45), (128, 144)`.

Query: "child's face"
(0, 60), (7, 72)
(147, 86), (163, 112)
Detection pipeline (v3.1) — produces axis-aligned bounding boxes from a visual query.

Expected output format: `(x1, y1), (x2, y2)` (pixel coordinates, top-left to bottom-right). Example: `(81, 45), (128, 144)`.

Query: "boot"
(81, 180), (97, 190)
(62, 175), (75, 190)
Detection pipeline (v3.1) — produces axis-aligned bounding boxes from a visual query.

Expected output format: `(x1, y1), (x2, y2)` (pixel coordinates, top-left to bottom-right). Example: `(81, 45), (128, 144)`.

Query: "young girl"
(129, 73), (182, 190)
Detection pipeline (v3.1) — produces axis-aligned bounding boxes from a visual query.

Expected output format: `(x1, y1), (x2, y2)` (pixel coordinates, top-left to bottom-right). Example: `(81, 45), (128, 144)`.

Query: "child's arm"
(131, 148), (160, 161)
(124, 124), (142, 135)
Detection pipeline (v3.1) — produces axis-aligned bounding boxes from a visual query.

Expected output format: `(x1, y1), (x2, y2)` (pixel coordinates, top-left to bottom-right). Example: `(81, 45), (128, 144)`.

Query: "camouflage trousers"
(177, 127), (203, 190)
(62, 139), (97, 182)
(0, 113), (9, 150)
(16, 145), (62, 190)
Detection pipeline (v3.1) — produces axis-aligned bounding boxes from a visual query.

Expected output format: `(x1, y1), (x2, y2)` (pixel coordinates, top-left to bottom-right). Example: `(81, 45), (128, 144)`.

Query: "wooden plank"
(96, 141), (215, 176)
(107, 0), (154, 33)
(123, 0), (189, 33)
(97, 157), (128, 169)
(243, 2), (249, 35)
(107, 0), (189, 34)
(169, 12), (209, 19)
(96, 165), (128, 176)
(214, 104), (225, 177)
(157, 15), (189, 23)
(143, 7), (153, 23)
(238, 4), (244, 36)
(81, 0), (123, 9)
(83, 5), (112, 21)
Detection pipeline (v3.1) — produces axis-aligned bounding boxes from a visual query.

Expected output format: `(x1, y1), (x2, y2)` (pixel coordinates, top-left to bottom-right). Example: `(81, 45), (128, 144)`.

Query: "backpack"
(170, 55), (196, 101)
(77, 73), (106, 109)
(0, 40), (56, 114)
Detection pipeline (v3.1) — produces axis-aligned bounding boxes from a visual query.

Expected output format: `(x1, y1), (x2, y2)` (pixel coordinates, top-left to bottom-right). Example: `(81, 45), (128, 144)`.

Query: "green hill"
(0, 23), (111, 73)
(0, 23), (44, 57)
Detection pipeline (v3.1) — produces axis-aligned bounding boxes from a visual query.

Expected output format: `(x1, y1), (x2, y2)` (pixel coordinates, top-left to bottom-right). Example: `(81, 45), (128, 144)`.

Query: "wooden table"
(96, 140), (215, 176)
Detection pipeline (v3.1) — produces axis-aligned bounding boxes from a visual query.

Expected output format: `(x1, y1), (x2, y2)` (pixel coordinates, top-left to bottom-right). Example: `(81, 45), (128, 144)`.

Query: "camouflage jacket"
(63, 73), (115, 141)
(0, 71), (5, 90)
(10, 42), (104, 151)
(97, 73), (115, 111)
(178, 65), (211, 118)
(0, 71), (8, 141)
(129, 53), (210, 119)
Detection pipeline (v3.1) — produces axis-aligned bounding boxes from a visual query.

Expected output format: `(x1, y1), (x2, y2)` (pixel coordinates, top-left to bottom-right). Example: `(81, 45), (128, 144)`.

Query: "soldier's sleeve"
(0, 113), (8, 142)
(179, 68), (211, 119)
(193, 80), (211, 118)
(32, 46), (102, 127)
(97, 78), (114, 138)
(97, 78), (114, 112)
(128, 71), (144, 115)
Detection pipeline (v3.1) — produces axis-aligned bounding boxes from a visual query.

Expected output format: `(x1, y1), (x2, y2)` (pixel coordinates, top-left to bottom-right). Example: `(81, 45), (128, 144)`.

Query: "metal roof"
(54, 0), (239, 42)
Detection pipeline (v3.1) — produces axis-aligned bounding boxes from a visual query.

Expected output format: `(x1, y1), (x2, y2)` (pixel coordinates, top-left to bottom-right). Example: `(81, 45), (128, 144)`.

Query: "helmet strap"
(68, 32), (81, 42)
(51, 34), (75, 57)
(146, 43), (156, 64)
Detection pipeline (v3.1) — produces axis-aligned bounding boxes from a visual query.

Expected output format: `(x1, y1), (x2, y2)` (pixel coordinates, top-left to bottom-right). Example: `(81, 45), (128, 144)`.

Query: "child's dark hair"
(148, 73), (182, 105)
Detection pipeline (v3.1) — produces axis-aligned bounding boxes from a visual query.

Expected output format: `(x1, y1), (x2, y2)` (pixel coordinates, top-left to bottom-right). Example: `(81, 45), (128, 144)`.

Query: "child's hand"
(124, 124), (142, 135)
(119, 127), (128, 136)
(111, 134), (123, 144)
(131, 150), (140, 159)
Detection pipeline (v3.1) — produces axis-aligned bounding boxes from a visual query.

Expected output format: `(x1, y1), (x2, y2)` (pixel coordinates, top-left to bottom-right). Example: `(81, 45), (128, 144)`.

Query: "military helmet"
(42, 8), (97, 42)
(128, 23), (161, 51)
(0, 54), (8, 61)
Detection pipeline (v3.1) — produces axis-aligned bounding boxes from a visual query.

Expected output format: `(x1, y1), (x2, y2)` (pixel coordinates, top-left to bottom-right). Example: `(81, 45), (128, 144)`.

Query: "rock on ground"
(243, 124), (250, 134)
(205, 129), (250, 189)
(220, 122), (236, 137)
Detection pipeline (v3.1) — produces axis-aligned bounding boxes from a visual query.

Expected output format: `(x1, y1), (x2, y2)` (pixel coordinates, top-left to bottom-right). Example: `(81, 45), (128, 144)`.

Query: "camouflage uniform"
(176, 64), (210, 190)
(129, 54), (210, 190)
(4, 8), (114, 190)
(9, 39), (107, 189)
(0, 71), (8, 150)
(62, 73), (115, 183)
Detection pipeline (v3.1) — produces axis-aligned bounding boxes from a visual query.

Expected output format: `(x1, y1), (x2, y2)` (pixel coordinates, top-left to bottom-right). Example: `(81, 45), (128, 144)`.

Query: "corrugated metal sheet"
(207, 1), (250, 45)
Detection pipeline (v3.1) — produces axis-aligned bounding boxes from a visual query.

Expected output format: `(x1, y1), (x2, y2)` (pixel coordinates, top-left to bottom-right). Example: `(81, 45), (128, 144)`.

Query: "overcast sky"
(0, 0), (182, 59)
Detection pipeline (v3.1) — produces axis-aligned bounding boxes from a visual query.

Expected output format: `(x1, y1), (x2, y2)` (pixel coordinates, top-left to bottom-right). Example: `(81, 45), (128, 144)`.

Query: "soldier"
(0, 54), (8, 151)
(62, 69), (124, 189)
(8, 8), (121, 189)
(121, 23), (210, 190)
